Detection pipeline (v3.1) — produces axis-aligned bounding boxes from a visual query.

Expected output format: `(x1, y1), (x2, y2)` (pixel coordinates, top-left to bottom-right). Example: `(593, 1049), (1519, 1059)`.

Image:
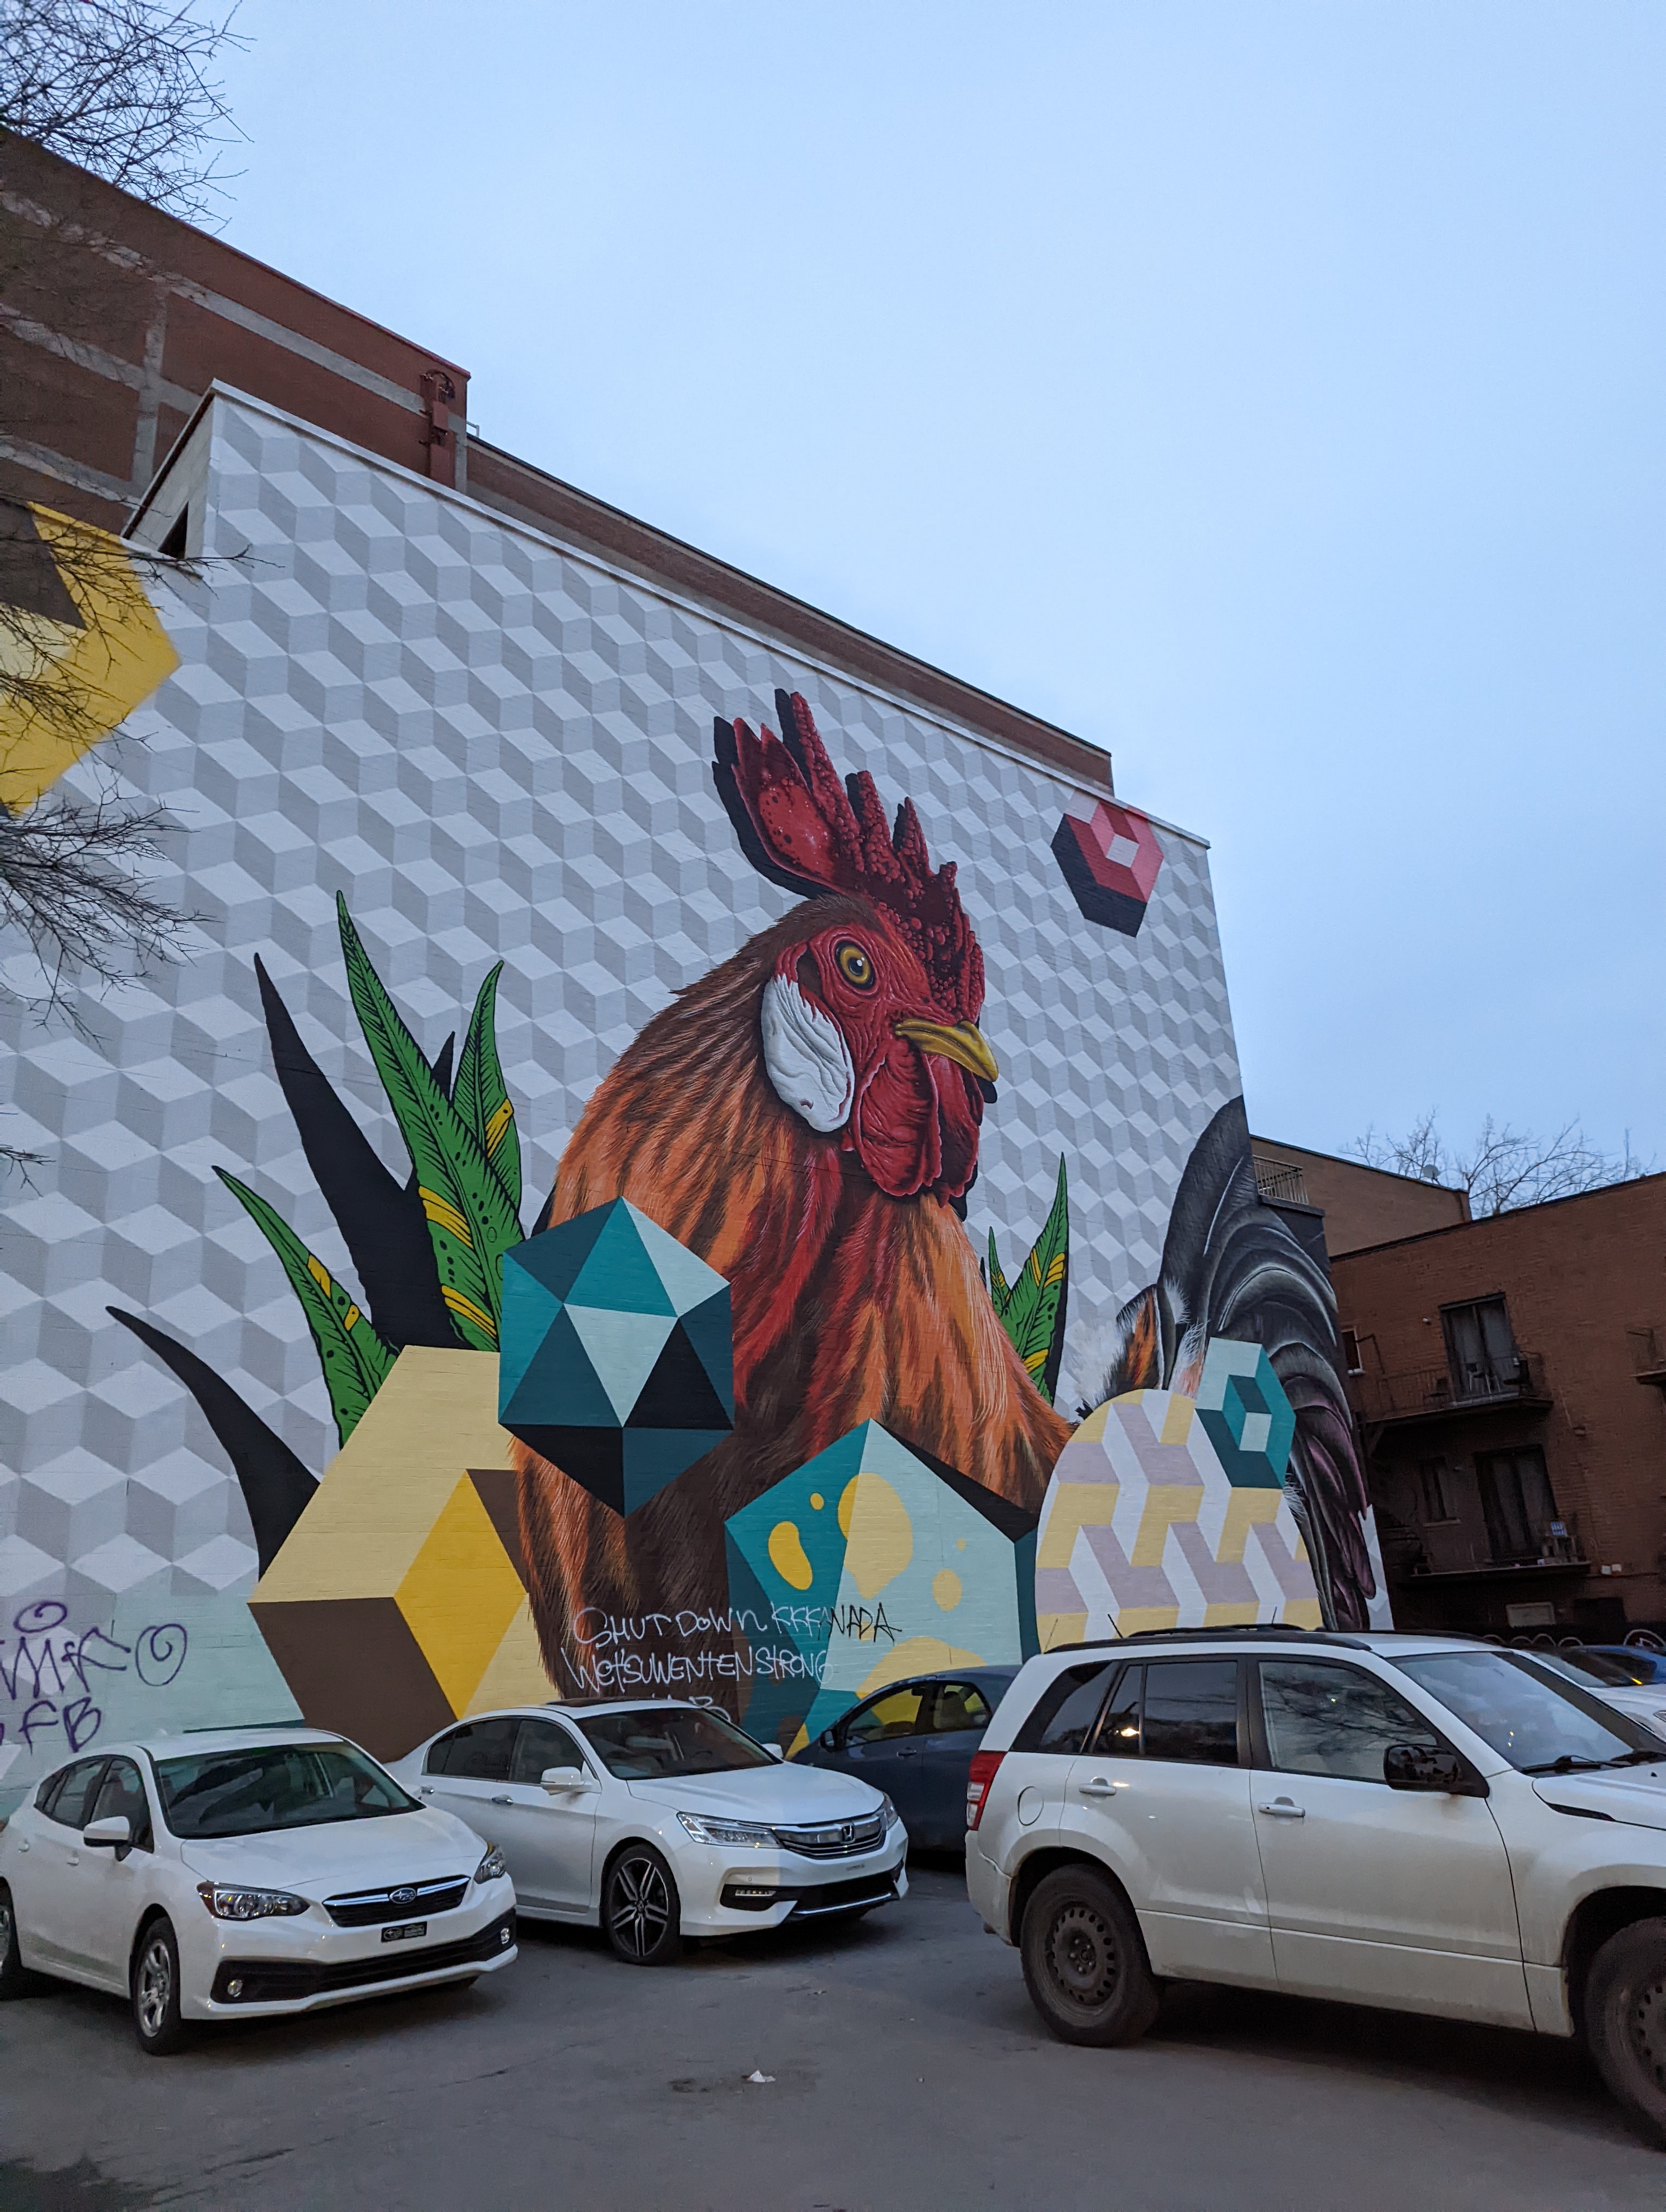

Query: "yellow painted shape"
(1131, 1484), (1201, 1568)
(1115, 1604), (1181, 1636)
(396, 1475), (526, 1713)
(254, 1349), (508, 1603)
(1038, 1612), (1088, 1651)
(1072, 1404), (1111, 1442)
(1216, 1486), (1284, 1565)
(1158, 1394), (1195, 1446)
(932, 1568), (962, 1613)
(0, 502), (180, 809)
(1284, 1598), (1323, 1630)
(1037, 1481), (1118, 1570)
(810, 1492), (824, 1510)
(465, 1599), (555, 1714)
(1203, 1600), (1262, 1628)
(856, 1635), (984, 1700)
(787, 1722), (810, 1756)
(841, 1472), (913, 1601)
(954, 1536), (966, 1552)
(767, 1520), (815, 1592)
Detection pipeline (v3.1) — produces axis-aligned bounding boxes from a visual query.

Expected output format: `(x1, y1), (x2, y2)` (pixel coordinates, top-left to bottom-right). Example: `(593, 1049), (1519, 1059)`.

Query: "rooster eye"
(833, 941), (875, 991)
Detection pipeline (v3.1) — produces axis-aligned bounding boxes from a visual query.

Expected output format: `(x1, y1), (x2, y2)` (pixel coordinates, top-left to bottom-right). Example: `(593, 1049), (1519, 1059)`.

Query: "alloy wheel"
(136, 1935), (173, 2038)
(608, 1855), (671, 1960)
(1045, 1899), (1119, 2010)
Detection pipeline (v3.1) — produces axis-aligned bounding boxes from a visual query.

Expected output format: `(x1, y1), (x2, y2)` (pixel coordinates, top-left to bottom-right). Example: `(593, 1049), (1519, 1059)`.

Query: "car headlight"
(676, 1812), (777, 1847)
(879, 1795), (901, 1830)
(474, 1844), (508, 1884)
(196, 1882), (307, 1921)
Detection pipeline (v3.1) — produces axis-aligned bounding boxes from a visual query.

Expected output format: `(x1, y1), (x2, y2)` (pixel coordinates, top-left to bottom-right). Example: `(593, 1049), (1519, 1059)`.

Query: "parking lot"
(3, 1858), (1664, 2211)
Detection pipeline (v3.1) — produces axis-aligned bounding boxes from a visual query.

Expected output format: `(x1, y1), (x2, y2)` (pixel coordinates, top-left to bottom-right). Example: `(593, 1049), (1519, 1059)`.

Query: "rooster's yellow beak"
(893, 1018), (999, 1084)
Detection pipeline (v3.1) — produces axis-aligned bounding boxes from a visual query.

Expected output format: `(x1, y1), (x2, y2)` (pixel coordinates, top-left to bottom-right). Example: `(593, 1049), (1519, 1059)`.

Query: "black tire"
(0, 1882), (42, 1998)
(602, 1844), (682, 1966)
(1019, 1863), (1161, 2048)
(131, 1915), (191, 2056)
(1584, 1915), (1666, 2146)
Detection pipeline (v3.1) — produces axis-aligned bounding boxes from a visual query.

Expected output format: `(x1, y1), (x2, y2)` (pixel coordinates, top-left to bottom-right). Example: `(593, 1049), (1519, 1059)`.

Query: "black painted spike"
(108, 1307), (317, 1574)
(253, 955), (456, 1349)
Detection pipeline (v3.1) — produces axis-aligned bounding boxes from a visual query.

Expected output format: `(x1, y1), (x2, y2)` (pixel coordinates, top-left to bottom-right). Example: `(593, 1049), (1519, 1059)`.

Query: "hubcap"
(1046, 1899), (1119, 2010)
(608, 1856), (670, 1959)
(1629, 1975), (1666, 2092)
(137, 1936), (172, 2037)
(0, 1900), (12, 1959)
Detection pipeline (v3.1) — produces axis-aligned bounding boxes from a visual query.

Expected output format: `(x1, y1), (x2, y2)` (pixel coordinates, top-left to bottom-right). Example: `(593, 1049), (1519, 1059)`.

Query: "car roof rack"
(1041, 1625), (1487, 1657)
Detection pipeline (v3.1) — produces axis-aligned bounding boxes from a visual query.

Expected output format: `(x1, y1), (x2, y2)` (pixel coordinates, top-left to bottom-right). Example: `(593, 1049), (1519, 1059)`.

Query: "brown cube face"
(247, 1596), (454, 1762)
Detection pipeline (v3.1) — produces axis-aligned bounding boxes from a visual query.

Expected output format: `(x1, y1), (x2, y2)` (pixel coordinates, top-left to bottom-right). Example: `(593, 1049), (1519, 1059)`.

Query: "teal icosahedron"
(1195, 1338), (1296, 1489)
(498, 1198), (733, 1516)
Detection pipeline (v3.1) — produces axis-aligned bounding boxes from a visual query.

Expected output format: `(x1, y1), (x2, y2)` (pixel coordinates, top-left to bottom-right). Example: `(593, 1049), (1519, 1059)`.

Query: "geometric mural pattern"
(725, 1420), (1037, 1753)
(1034, 1381), (1322, 1647)
(1195, 1336), (1298, 1490)
(0, 390), (1241, 1806)
(499, 1199), (733, 1516)
(1051, 797), (1164, 937)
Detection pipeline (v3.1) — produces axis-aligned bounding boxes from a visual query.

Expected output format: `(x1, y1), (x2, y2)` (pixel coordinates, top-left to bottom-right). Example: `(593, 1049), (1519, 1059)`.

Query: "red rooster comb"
(714, 691), (985, 1025)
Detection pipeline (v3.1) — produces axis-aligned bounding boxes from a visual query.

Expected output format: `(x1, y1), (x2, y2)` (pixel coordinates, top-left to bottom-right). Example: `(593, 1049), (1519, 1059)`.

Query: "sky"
(210, 2), (1666, 1167)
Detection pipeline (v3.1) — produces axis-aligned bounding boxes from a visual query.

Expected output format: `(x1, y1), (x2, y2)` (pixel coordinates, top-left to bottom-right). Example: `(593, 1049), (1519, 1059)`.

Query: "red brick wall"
(1333, 1175), (1666, 1631)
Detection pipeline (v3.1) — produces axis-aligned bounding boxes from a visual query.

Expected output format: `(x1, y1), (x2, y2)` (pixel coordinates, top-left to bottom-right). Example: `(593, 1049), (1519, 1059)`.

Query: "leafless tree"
(0, 0), (243, 223)
(1350, 1111), (1650, 1218)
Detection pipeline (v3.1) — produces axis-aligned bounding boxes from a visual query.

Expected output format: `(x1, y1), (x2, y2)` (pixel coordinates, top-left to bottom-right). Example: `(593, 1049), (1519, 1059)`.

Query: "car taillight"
(966, 1749), (1005, 1832)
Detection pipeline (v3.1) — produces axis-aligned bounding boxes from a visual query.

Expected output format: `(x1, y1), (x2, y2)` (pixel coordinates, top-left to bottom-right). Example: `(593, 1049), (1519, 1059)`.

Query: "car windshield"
(576, 1707), (776, 1779)
(1395, 1651), (1663, 1775)
(153, 1743), (419, 1837)
(1530, 1648), (1640, 1689)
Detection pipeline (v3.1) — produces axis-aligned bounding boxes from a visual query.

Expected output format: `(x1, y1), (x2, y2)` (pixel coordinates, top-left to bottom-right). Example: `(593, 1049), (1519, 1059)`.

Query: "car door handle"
(894, 1748), (919, 1760)
(1257, 1798), (1306, 1818)
(490, 1795), (513, 1806)
(1078, 1778), (1119, 1798)
(420, 1786), (433, 1796)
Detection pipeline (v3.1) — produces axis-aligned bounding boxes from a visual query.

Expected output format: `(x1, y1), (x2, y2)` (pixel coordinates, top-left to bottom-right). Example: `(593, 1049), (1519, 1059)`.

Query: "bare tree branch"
(1350, 1111), (1651, 1217)
(0, 0), (246, 224)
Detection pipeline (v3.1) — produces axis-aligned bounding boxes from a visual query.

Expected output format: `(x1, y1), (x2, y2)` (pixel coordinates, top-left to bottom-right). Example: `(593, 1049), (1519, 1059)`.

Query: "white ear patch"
(760, 974), (855, 1134)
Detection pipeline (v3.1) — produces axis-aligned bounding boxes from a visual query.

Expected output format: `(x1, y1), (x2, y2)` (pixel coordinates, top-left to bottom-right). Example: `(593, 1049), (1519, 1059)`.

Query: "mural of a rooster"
(516, 692), (1072, 1692)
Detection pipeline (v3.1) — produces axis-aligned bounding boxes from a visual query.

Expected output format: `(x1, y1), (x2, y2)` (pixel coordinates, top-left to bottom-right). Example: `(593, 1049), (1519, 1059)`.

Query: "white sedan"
(0, 1727), (516, 2053)
(388, 1699), (907, 1964)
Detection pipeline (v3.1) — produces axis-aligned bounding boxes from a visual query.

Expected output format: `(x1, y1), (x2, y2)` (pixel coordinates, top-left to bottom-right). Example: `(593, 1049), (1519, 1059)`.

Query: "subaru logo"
(391, 1887), (416, 1906)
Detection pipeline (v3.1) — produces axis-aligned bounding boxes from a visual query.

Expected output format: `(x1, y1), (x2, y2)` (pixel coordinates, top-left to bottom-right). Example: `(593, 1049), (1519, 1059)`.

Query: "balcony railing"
(1349, 1350), (1549, 1424)
(1252, 1158), (1310, 1206)
(1380, 1510), (1587, 1579)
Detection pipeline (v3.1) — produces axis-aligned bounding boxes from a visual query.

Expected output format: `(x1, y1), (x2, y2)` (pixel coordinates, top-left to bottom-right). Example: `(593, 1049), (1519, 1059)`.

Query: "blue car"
(792, 1668), (1019, 1849)
(1579, 1644), (1666, 1686)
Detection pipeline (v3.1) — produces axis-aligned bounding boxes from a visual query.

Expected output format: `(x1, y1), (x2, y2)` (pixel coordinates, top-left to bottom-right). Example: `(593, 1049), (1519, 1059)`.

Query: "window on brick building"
(1441, 1297), (1520, 1399)
(1340, 1328), (1363, 1374)
(1418, 1457), (1456, 1523)
(1475, 1448), (1556, 1565)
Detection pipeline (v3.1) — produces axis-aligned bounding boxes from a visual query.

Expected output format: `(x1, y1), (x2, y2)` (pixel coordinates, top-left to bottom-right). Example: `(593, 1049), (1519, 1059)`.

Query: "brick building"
(1328, 1175), (1666, 1641)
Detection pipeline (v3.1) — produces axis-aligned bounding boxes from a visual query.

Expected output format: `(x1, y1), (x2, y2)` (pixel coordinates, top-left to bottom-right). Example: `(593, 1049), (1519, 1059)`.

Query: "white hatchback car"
(966, 1630), (1666, 2145)
(388, 1699), (907, 1963)
(0, 1727), (516, 2053)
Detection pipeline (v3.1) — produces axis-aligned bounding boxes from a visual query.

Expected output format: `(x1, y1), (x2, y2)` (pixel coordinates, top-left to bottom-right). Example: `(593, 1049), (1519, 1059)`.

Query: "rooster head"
(715, 691), (996, 1205)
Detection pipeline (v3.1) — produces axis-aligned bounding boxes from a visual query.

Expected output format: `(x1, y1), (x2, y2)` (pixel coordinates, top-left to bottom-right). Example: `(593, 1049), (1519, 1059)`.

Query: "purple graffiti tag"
(18, 1700), (60, 1750)
(12, 1601), (68, 1636)
(62, 1697), (101, 1752)
(134, 1624), (187, 1687)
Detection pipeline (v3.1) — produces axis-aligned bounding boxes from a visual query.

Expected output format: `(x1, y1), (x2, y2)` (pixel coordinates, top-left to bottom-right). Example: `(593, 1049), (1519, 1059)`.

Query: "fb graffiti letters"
(0, 1602), (189, 1759)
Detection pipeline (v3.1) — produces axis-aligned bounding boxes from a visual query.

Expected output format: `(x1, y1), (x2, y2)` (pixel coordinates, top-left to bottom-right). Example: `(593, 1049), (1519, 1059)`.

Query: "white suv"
(966, 1630), (1666, 2145)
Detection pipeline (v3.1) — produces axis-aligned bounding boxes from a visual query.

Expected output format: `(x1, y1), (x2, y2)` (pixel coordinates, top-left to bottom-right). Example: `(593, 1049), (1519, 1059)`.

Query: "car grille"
(211, 1912), (515, 2003)
(771, 1813), (886, 1859)
(720, 1873), (900, 1916)
(324, 1876), (470, 1927)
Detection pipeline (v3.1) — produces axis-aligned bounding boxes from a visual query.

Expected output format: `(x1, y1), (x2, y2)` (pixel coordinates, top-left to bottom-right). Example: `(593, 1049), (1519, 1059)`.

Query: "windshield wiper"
(1594, 1751), (1661, 1769)
(1522, 1754), (1610, 1776)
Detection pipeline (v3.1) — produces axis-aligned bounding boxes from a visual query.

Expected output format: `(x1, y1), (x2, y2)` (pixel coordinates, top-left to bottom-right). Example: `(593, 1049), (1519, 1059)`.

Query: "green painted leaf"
(988, 1156), (1069, 1405)
(215, 1168), (396, 1446)
(336, 894), (523, 1350)
(454, 959), (522, 1221)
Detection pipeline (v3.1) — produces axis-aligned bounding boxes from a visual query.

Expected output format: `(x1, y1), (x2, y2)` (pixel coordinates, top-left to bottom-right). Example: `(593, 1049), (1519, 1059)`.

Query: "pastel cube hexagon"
(1052, 800), (1164, 936)
(1195, 1338), (1296, 1489)
(499, 1199), (734, 1517)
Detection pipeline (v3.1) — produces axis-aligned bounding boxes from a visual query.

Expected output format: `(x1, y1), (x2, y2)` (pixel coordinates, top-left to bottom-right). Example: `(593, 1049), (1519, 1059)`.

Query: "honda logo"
(840, 1823), (854, 1843)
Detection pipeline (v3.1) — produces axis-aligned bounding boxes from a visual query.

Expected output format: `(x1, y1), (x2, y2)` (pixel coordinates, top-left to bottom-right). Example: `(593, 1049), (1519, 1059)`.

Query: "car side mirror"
(818, 1730), (838, 1752)
(766, 1743), (785, 1762)
(541, 1767), (596, 1793)
(83, 1815), (131, 1848)
(1383, 1742), (1488, 1797)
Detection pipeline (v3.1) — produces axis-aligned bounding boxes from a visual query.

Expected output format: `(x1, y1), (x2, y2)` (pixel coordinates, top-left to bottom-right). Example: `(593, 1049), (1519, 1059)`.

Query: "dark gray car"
(791, 1669), (1019, 1849)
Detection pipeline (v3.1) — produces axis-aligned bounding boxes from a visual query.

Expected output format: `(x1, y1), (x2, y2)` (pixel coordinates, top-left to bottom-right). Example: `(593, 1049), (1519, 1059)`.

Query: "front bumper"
(183, 1879), (518, 2020)
(677, 1833), (909, 1934)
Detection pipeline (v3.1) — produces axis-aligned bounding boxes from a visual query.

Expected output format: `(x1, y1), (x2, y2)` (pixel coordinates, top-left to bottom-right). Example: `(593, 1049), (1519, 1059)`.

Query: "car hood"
(626, 1765), (885, 1824)
(1532, 1768), (1666, 1834)
(177, 1805), (484, 1895)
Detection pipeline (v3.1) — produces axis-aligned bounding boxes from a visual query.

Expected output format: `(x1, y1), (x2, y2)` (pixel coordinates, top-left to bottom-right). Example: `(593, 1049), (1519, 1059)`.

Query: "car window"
(154, 1744), (418, 1837)
(89, 1757), (153, 1849)
(578, 1707), (775, 1778)
(1142, 1660), (1240, 1766)
(42, 1758), (106, 1830)
(1539, 1649), (1637, 1689)
(511, 1719), (586, 1785)
(1259, 1661), (1441, 1783)
(426, 1716), (521, 1782)
(927, 1683), (993, 1735)
(1396, 1651), (1656, 1773)
(1012, 1662), (1118, 1754)
(1093, 1666), (1142, 1756)
(844, 1685), (931, 1745)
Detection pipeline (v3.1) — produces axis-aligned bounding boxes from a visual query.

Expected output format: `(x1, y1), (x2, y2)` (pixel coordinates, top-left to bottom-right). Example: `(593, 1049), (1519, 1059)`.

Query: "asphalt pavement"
(3, 1859), (1663, 2211)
